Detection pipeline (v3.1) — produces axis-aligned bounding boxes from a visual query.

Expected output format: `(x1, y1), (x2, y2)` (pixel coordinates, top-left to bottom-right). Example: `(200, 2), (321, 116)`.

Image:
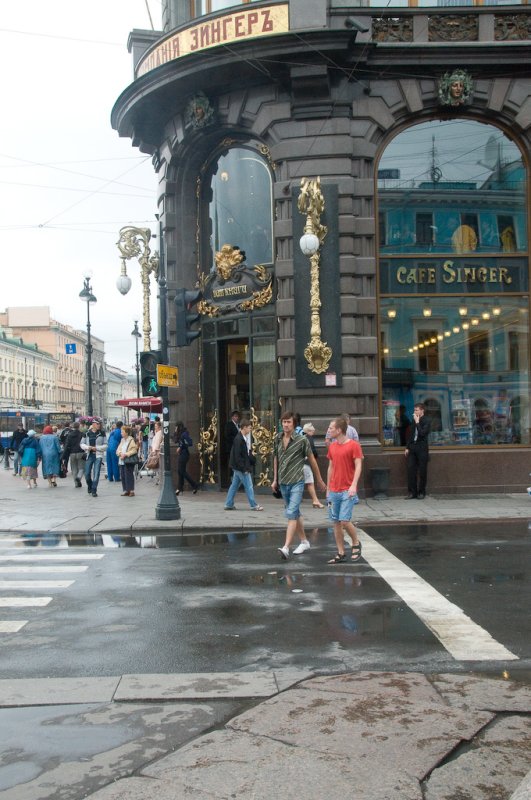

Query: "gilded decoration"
(250, 407), (274, 486)
(198, 409), (218, 484)
(495, 14), (531, 41)
(197, 245), (273, 317)
(438, 69), (473, 108)
(429, 15), (478, 42)
(185, 92), (215, 129)
(372, 17), (413, 43)
(298, 177), (332, 375)
(116, 226), (159, 350)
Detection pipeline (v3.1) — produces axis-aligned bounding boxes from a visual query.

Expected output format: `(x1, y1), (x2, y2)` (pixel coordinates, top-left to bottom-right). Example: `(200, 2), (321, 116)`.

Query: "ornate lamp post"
(116, 227), (158, 350)
(79, 273), (97, 417)
(298, 176), (332, 374)
(131, 320), (141, 398)
(116, 223), (180, 521)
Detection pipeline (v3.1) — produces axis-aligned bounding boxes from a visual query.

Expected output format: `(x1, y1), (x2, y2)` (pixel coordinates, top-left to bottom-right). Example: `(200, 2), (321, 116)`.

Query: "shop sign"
(156, 365), (179, 387)
(379, 257), (528, 294)
(198, 244), (273, 316)
(137, 4), (289, 78)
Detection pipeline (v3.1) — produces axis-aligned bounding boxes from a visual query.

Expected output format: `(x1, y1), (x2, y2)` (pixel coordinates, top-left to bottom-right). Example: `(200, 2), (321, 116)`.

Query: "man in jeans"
(223, 419), (263, 512)
(272, 411), (325, 560)
(325, 416), (363, 564)
(81, 421), (107, 497)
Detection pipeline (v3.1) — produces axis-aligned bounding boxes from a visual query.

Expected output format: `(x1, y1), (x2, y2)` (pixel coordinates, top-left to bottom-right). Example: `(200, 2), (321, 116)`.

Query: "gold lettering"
(499, 267), (512, 284)
(212, 285), (249, 298)
(443, 260), (456, 283)
(396, 267), (406, 284)
(427, 268), (436, 283)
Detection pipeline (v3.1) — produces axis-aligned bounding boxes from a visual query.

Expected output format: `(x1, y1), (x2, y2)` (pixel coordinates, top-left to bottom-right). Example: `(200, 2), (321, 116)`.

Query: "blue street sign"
(65, 343), (77, 354)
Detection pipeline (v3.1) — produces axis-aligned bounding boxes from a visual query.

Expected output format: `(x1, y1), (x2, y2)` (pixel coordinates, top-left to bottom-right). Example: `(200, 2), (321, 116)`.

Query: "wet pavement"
(0, 467), (530, 798)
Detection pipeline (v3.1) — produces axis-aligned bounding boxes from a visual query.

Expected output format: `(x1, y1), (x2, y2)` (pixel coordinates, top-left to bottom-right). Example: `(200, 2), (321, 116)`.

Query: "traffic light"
(140, 350), (162, 396)
(175, 288), (202, 347)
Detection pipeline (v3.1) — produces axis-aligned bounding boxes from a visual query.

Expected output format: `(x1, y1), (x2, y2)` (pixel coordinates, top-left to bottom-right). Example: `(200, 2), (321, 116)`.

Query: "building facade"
(112, 0), (530, 493)
(0, 330), (57, 412)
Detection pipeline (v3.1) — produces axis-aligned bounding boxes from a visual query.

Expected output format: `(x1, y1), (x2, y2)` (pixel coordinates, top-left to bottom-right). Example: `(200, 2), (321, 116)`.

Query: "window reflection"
(206, 147), (273, 271)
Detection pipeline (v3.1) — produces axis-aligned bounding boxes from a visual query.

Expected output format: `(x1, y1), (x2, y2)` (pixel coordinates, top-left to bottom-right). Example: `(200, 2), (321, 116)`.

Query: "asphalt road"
(0, 520), (529, 680)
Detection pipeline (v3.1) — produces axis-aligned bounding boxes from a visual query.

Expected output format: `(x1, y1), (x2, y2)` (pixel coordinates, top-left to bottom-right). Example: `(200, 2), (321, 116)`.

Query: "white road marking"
(0, 597), (52, 607)
(0, 554), (104, 561)
(0, 581), (74, 589)
(0, 621), (28, 633)
(358, 530), (518, 662)
(0, 566), (88, 573)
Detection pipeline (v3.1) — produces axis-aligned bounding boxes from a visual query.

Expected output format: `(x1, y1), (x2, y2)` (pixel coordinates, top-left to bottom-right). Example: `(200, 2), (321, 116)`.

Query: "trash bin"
(370, 467), (390, 500)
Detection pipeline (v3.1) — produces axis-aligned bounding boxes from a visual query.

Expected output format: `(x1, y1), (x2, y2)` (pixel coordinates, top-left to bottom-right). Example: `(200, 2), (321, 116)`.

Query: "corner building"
(112, 0), (531, 494)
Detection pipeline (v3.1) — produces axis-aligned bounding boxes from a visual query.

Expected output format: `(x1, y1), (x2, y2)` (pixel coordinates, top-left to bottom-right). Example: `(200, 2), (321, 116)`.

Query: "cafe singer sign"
(380, 257), (528, 294)
(137, 4), (289, 78)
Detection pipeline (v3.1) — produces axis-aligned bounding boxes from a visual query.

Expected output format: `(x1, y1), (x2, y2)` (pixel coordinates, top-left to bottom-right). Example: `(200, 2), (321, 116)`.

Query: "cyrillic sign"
(137, 4), (289, 77)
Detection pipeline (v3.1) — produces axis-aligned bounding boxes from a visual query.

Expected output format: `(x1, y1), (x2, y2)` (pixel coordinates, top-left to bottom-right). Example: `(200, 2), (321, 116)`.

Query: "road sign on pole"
(65, 344), (77, 354)
(156, 364), (179, 387)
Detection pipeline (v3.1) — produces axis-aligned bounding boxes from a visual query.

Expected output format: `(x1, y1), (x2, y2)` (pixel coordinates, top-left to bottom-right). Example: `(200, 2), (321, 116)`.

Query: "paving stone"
(85, 776), (215, 799)
(142, 728), (424, 799)
(425, 716), (531, 800)
(305, 671), (443, 705)
(227, 685), (493, 781)
(0, 701), (235, 800)
(510, 769), (531, 800)
(273, 668), (315, 692)
(430, 674), (531, 713)
(0, 676), (120, 707)
(115, 671), (277, 701)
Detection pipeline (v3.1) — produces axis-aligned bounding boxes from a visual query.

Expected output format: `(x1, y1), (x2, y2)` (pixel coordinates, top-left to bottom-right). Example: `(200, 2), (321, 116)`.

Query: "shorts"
(303, 464), (313, 484)
(280, 480), (305, 520)
(327, 490), (359, 523)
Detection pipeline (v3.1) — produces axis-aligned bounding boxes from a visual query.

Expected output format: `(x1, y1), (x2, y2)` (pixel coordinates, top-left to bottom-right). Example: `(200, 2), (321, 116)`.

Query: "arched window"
(204, 145), (273, 272)
(378, 119), (529, 447)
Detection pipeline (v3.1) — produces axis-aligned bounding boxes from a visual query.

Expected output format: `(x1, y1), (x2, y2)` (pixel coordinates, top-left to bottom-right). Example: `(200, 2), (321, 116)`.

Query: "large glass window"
(206, 147), (273, 271)
(378, 120), (529, 447)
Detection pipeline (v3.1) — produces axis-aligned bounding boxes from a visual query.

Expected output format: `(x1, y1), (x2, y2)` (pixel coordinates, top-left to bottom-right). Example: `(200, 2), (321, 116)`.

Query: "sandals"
(351, 543), (362, 561)
(312, 502), (325, 509)
(252, 505), (264, 511)
(328, 553), (346, 564)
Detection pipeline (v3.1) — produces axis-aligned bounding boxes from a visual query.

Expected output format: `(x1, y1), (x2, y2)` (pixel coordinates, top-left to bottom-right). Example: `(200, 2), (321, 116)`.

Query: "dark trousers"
(120, 463), (135, 493)
(407, 443), (429, 496)
(177, 451), (197, 491)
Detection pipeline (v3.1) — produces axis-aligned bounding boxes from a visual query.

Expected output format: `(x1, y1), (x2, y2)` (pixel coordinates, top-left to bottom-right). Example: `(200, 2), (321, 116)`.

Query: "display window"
(378, 120), (529, 447)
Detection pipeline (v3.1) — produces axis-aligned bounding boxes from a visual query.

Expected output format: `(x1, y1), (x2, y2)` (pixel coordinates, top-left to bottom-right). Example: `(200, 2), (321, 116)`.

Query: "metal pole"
(132, 320), (141, 398)
(155, 216), (180, 521)
(86, 292), (93, 417)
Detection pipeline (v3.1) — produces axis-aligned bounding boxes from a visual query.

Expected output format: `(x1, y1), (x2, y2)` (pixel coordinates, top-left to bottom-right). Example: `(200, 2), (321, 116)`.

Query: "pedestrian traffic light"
(140, 350), (162, 396)
(175, 288), (202, 347)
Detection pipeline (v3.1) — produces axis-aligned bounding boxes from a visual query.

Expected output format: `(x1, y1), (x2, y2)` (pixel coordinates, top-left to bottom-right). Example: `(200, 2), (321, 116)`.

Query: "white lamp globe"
(116, 274), (132, 295)
(300, 232), (320, 256)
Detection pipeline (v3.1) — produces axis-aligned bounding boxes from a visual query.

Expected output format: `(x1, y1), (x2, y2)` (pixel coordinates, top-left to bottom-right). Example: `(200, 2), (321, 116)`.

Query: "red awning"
(114, 397), (163, 412)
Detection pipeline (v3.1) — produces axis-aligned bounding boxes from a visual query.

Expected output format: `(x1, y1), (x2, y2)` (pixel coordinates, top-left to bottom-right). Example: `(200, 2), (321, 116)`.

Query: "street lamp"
(116, 222), (180, 521)
(131, 320), (141, 398)
(79, 272), (97, 417)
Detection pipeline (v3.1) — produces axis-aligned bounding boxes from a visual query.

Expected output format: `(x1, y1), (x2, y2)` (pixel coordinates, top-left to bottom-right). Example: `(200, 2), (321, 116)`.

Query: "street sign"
(156, 364), (179, 387)
(65, 343), (77, 354)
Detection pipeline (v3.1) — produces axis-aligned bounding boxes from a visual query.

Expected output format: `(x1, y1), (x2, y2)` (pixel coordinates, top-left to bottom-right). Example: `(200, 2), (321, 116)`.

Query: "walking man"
(224, 419), (263, 511)
(325, 417), (363, 564)
(81, 421), (107, 497)
(9, 423), (27, 476)
(272, 411), (326, 560)
(62, 421), (85, 488)
(404, 402), (431, 499)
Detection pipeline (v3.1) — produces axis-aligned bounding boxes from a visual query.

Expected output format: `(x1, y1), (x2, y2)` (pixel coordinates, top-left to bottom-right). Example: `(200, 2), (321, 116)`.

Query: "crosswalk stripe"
(0, 621), (28, 633)
(0, 597), (52, 607)
(358, 530), (518, 662)
(0, 581), (74, 589)
(0, 554), (104, 561)
(0, 566), (88, 573)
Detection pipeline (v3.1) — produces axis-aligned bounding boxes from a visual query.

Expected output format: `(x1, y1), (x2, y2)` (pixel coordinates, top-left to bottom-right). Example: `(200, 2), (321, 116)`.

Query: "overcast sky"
(0, 1), (162, 373)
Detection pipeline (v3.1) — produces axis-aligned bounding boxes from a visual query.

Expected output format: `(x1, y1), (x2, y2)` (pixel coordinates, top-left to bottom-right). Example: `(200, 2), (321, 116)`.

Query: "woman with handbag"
(117, 425), (138, 497)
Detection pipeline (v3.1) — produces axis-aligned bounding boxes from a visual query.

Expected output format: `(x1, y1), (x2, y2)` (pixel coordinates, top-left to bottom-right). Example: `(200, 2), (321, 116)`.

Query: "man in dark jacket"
(404, 403), (431, 499)
(223, 419), (263, 511)
(9, 424), (27, 476)
(62, 422), (85, 488)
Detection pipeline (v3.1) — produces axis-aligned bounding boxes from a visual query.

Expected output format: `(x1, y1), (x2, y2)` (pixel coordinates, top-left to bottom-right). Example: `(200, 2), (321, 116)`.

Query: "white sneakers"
(293, 540), (311, 555)
(277, 546), (290, 560)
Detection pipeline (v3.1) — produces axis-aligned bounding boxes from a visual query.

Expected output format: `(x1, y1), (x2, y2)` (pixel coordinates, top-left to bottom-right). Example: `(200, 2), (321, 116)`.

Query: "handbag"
(123, 453), (138, 465)
(59, 462), (67, 479)
(146, 452), (160, 470)
(272, 487), (283, 499)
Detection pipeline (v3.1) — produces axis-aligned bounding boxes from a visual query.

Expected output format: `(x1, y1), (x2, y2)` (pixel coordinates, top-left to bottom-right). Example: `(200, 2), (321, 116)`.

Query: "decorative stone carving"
(495, 14), (531, 41)
(429, 15), (478, 42)
(438, 69), (473, 107)
(372, 17), (413, 43)
(185, 92), (215, 129)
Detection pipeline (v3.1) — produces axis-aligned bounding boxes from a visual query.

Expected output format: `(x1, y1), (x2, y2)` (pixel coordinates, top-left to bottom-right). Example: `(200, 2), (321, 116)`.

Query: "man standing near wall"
(272, 411), (326, 560)
(405, 402), (431, 499)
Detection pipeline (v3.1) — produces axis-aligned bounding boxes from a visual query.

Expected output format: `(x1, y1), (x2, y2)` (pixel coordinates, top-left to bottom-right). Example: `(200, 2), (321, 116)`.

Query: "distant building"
(0, 329), (56, 411)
